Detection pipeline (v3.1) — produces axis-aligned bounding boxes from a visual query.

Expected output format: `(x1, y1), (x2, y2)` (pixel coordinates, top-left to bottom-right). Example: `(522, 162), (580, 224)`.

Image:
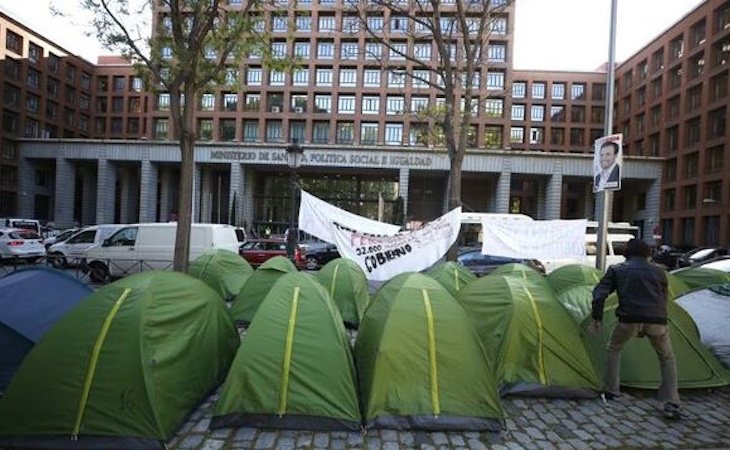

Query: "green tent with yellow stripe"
(0, 271), (239, 450)
(212, 272), (361, 431)
(355, 272), (503, 430)
(456, 272), (601, 397)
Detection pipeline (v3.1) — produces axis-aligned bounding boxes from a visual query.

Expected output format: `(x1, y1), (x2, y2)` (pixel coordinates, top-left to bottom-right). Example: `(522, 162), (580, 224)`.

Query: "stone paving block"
(467, 438), (489, 450)
(192, 417), (211, 433)
(512, 431), (531, 446)
(380, 429), (398, 442)
(525, 427), (545, 440)
(449, 434), (465, 446)
(254, 431), (278, 449)
(331, 439), (347, 450)
(430, 432), (448, 445)
(178, 434), (205, 449)
(367, 436), (382, 450)
(209, 428), (231, 439)
(296, 432), (313, 448)
(276, 437), (296, 450)
(313, 432), (330, 447)
(418, 444), (436, 450)
(234, 427), (258, 441)
(400, 431), (414, 446)
(382, 441), (400, 450)
(566, 438), (590, 450)
(200, 438), (226, 450)
(348, 432), (365, 446)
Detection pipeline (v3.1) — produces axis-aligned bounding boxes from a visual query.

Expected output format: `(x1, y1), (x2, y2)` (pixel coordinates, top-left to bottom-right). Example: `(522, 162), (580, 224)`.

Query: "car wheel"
(305, 256), (319, 270)
(88, 261), (110, 283)
(49, 253), (67, 269)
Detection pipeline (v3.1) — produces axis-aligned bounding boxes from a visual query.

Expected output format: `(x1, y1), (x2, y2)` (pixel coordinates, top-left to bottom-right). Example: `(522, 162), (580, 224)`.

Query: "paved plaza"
(168, 387), (730, 450)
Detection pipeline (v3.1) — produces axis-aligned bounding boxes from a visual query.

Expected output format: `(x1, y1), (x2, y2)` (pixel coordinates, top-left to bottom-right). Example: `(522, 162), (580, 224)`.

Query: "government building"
(1, 0), (728, 246)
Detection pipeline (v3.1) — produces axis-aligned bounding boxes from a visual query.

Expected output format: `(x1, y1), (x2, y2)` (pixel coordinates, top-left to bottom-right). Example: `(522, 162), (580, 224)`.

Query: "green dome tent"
(230, 256), (297, 324)
(666, 273), (692, 299)
(188, 249), (253, 301)
(671, 267), (730, 290)
(426, 261), (477, 297)
(316, 258), (369, 328)
(555, 284), (594, 325)
(584, 295), (730, 389)
(212, 272), (360, 431)
(489, 262), (544, 281)
(0, 271), (239, 450)
(546, 264), (601, 295)
(355, 272), (504, 431)
(456, 274), (601, 397)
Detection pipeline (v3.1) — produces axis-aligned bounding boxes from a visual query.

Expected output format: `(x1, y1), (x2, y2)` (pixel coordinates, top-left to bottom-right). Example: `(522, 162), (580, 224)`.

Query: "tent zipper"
(72, 288), (132, 439)
(279, 286), (300, 417)
(330, 264), (339, 300)
(523, 286), (547, 385)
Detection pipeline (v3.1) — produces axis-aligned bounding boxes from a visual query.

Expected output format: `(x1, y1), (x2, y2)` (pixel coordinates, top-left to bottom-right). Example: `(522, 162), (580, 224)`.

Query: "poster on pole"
(298, 190), (400, 243)
(593, 133), (623, 193)
(329, 207), (462, 281)
(481, 218), (588, 260)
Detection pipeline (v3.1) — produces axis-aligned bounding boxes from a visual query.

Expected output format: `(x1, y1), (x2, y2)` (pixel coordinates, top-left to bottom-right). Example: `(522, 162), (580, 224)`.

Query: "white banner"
(481, 218), (587, 260)
(298, 190), (401, 242)
(330, 207), (462, 281)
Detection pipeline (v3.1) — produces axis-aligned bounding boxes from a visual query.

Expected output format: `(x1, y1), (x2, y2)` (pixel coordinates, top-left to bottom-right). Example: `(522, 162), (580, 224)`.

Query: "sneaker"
(663, 402), (683, 420)
(600, 391), (621, 402)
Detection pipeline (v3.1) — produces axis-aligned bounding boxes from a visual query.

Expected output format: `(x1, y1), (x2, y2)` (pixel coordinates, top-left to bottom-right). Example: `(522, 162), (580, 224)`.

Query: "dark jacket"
(592, 257), (668, 324)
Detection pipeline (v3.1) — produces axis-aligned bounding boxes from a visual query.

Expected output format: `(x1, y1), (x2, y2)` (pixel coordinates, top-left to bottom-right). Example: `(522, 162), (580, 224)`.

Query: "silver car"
(0, 228), (46, 262)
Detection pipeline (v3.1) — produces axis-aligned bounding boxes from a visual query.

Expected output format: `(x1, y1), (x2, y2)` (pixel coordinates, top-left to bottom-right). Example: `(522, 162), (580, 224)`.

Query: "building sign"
(209, 149), (435, 168)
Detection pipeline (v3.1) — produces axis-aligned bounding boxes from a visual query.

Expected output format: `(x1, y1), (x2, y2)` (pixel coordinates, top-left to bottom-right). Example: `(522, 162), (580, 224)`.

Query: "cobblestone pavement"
(168, 387), (730, 450)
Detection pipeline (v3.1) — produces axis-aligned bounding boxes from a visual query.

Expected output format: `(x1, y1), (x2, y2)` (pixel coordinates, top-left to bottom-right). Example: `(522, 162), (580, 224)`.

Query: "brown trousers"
(604, 322), (680, 405)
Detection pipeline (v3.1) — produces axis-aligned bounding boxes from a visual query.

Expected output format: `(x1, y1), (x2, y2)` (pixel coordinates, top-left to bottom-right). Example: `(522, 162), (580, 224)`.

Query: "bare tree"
(68, 0), (280, 271)
(348, 0), (512, 258)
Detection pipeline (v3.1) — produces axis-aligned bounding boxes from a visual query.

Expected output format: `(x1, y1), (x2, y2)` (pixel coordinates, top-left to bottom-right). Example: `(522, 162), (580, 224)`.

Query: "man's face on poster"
(599, 143), (618, 170)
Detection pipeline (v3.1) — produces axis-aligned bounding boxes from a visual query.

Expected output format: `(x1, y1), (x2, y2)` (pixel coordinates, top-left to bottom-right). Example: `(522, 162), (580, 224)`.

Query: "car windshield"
(10, 230), (40, 240)
(702, 258), (730, 272)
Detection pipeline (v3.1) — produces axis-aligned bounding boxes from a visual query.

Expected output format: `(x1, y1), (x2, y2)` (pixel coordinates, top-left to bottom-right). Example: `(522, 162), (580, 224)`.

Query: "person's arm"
(592, 266), (617, 321)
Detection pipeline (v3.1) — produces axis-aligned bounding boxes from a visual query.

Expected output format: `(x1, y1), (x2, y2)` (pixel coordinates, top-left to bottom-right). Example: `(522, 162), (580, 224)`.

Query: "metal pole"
(596, 0), (618, 271)
(287, 167), (298, 263)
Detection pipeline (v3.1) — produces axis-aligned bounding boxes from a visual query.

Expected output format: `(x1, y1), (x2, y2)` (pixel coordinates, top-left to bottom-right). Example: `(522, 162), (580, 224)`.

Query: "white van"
(543, 233), (634, 273)
(47, 224), (123, 268)
(0, 218), (41, 235)
(84, 223), (239, 282)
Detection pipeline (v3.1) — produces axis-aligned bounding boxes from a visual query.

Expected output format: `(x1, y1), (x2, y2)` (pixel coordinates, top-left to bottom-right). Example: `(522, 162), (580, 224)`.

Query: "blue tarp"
(0, 267), (92, 390)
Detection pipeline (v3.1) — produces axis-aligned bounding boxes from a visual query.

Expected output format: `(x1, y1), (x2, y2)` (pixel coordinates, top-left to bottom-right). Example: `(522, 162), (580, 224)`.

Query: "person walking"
(590, 238), (682, 420)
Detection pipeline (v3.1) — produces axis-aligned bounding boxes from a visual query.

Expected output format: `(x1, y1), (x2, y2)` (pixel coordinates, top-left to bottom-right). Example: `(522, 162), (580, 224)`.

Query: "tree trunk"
(446, 154), (464, 261)
(173, 135), (194, 272)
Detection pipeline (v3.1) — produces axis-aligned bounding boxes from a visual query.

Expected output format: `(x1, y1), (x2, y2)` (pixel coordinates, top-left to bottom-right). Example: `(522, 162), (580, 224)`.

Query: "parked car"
(239, 238), (305, 268)
(672, 255), (730, 274)
(677, 246), (730, 268)
(303, 242), (340, 270)
(47, 225), (123, 268)
(457, 248), (545, 277)
(0, 228), (46, 263)
(43, 228), (80, 250)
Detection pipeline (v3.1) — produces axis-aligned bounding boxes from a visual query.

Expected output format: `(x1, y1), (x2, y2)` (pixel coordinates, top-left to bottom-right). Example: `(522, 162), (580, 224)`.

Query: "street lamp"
(286, 140), (304, 263)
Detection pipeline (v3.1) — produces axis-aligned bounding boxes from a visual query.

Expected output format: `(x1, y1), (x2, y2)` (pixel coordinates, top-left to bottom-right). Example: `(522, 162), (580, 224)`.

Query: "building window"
(158, 93), (171, 111)
(5, 30), (22, 54)
(686, 118), (701, 146)
(570, 105), (585, 122)
(291, 94), (307, 112)
(411, 97), (429, 113)
(511, 104), (525, 120)
(386, 96), (405, 115)
(200, 93), (215, 111)
(317, 41), (335, 59)
(367, 16), (384, 31)
(551, 83), (565, 100)
(265, 120), (283, 142)
(338, 96), (356, 114)
(294, 42), (310, 58)
(362, 96), (380, 114)
(336, 122), (354, 144)
(295, 15), (311, 31)
(27, 69), (41, 89)
(312, 121), (329, 144)
(197, 119), (213, 140)
(289, 121), (306, 142)
(490, 17), (507, 34)
(390, 43), (407, 60)
(361, 123), (379, 145)
(319, 16), (335, 32)
(271, 42), (287, 58)
(531, 105), (545, 122)
(339, 68), (357, 87)
(691, 19), (707, 48)
(414, 43), (432, 61)
(571, 83), (585, 100)
(706, 145), (724, 172)
(242, 120), (259, 142)
(245, 94), (260, 111)
(684, 152), (699, 177)
(292, 69), (309, 86)
(512, 81), (526, 98)
(510, 127), (524, 144)
(315, 95), (332, 113)
(550, 106), (565, 122)
(316, 68), (333, 86)
(270, 70), (285, 86)
(484, 126), (503, 149)
(388, 71), (406, 88)
(363, 70), (381, 87)
(529, 82), (544, 99)
(247, 68), (262, 86)
(550, 128), (565, 145)
(570, 128), (585, 146)
(385, 123), (403, 145)
(486, 71), (504, 90)
(708, 107), (726, 139)
(485, 99), (503, 118)
(223, 93), (238, 112)
(272, 16), (288, 32)
(669, 35), (684, 61)
(4, 58), (20, 81)
(365, 42), (382, 60)
(683, 185), (697, 209)
(529, 127), (544, 144)
(487, 44), (506, 62)
(154, 119), (169, 139)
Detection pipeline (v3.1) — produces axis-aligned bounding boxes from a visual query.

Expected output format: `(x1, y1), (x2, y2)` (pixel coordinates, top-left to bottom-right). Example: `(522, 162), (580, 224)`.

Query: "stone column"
(495, 159), (511, 214)
(398, 167), (409, 219)
(119, 167), (133, 223)
(53, 155), (76, 228)
(644, 177), (662, 244)
(18, 157), (35, 219)
(200, 167), (213, 223)
(192, 164), (202, 223)
(96, 158), (116, 225)
(158, 166), (173, 221)
(544, 164), (563, 220)
(242, 166), (255, 227)
(139, 159), (158, 223)
(80, 166), (96, 225)
(229, 162), (244, 226)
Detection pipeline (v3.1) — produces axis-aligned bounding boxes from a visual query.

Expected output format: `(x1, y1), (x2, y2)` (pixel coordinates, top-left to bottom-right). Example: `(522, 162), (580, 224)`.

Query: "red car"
(239, 238), (305, 268)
